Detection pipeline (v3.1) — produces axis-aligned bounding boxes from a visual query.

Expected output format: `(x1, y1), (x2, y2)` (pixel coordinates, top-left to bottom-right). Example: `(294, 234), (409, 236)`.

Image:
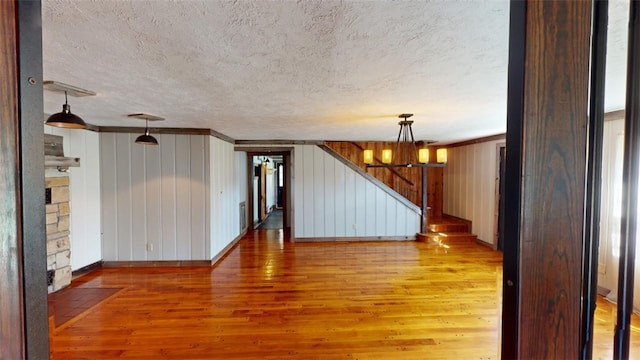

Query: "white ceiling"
(42, 0), (629, 144)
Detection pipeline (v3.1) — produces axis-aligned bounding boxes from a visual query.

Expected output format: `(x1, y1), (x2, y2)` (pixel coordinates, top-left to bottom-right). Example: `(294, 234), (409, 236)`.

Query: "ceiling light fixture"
(364, 114), (446, 168)
(135, 119), (159, 145)
(129, 113), (164, 146)
(45, 91), (88, 129)
(363, 113), (447, 234)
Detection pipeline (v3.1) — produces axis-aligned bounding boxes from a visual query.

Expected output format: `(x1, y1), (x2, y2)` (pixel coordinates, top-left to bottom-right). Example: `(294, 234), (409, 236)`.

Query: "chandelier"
(363, 114), (447, 168)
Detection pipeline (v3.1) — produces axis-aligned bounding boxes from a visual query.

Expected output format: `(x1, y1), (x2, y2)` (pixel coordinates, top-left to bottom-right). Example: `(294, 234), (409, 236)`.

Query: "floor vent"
(239, 201), (246, 232)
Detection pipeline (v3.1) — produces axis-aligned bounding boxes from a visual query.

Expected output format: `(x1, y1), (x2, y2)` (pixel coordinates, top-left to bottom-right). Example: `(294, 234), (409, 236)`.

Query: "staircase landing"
(416, 215), (477, 245)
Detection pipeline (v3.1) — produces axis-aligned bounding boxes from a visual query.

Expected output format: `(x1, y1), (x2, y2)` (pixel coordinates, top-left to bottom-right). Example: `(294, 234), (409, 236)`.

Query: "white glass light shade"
(363, 149), (374, 164)
(418, 148), (429, 163)
(437, 148), (448, 163)
(381, 149), (393, 164)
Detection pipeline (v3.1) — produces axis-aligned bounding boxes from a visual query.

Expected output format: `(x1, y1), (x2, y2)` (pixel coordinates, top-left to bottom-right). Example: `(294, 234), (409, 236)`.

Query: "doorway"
(245, 150), (291, 233)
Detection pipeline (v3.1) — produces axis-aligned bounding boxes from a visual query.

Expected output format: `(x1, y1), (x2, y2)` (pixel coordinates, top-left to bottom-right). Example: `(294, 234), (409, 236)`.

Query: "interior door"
(260, 163), (267, 221)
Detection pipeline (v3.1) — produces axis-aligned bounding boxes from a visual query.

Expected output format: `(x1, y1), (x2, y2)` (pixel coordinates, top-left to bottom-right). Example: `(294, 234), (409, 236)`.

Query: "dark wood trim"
(210, 231), (245, 266)
(0, 1), (49, 357)
(506, 1), (592, 358)
(502, 1), (526, 358)
(615, 1), (640, 357)
(98, 126), (211, 135)
(291, 236), (415, 243)
(102, 260), (213, 268)
(445, 134), (506, 148)
(244, 149), (293, 232)
(18, 1), (49, 358)
(605, 109), (625, 122)
(95, 126), (236, 144)
(0, 2), (25, 357)
(234, 146), (295, 153)
(235, 140), (324, 146)
(581, 0), (608, 358)
(71, 261), (103, 280)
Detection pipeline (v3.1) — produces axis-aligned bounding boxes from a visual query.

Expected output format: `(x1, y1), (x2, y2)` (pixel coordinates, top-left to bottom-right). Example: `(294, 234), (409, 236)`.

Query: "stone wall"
(45, 169), (71, 293)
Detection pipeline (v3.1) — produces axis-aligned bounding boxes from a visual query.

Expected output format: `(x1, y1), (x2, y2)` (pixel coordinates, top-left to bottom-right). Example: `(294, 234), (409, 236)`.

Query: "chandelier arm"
(393, 122), (403, 164)
(408, 123), (420, 164)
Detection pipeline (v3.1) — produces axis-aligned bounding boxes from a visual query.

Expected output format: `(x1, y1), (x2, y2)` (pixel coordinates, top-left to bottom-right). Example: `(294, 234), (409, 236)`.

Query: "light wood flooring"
(49, 230), (638, 359)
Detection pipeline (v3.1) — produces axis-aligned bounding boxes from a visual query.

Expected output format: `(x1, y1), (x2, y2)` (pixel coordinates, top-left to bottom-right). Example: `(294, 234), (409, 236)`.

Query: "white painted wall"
(45, 127), (102, 270)
(266, 161), (276, 212)
(100, 133), (210, 261)
(209, 137), (244, 258)
(443, 140), (504, 245)
(236, 151), (248, 231)
(293, 145), (420, 238)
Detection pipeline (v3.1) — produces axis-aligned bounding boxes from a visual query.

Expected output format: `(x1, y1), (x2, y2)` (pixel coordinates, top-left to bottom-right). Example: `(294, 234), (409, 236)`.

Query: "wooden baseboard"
(442, 213), (473, 227)
(291, 236), (415, 243)
(71, 261), (103, 279)
(102, 260), (212, 267)
(210, 230), (246, 266)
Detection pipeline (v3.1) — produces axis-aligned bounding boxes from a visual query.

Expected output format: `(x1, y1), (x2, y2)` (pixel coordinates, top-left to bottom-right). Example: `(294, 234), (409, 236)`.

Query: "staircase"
(416, 215), (478, 245)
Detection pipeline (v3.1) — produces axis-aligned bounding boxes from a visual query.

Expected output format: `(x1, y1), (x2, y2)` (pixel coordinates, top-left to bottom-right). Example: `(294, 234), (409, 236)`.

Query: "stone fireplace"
(44, 134), (79, 293)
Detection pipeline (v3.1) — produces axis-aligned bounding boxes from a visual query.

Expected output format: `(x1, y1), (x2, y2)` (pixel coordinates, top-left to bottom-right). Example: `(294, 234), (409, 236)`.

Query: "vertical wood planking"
(293, 145), (304, 237)
(313, 147), (325, 237)
(292, 144), (420, 238)
(175, 135), (191, 259)
(100, 134), (118, 260)
(344, 168), (356, 236)
(303, 146), (315, 237)
(146, 143), (162, 261)
(190, 136), (206, 259)
(209, 137), (238, 258)
(160, 134), (177, 260)
(334, 159), (346, 235)
(354, 176), (366, 236)
(442, 140), (503, 244)
(48, 127), (103, 269)
(115, 134), (133, 260)
(101, 134), (214, 261)
(131, 140), (146, 260)
(324, 152), (336, 237)
(375, 189), (386, 235)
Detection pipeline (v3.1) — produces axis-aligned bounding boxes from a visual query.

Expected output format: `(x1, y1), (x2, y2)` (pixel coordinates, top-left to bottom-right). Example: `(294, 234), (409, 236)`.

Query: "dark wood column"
(502, 1), (592, 359)
(0, 1), (48, 358)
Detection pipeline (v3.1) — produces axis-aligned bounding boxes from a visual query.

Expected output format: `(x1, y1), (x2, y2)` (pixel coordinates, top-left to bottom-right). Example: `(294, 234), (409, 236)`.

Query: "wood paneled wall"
(293, 145), (420, 238)
(443, 139), (504, 244)
(209, 137), (244, 258)
(100, 133), (211, 261)
(45, 127), (102, 270)
(325, 141), (443, 219)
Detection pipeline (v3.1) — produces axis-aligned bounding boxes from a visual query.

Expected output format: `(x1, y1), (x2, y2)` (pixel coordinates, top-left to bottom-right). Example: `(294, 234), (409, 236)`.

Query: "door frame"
(494, 142), (506, 251)
(243, 148), (293, 233)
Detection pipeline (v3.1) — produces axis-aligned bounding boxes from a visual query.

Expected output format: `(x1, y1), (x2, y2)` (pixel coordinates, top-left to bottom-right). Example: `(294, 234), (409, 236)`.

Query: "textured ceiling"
(42, 0), (629, 144)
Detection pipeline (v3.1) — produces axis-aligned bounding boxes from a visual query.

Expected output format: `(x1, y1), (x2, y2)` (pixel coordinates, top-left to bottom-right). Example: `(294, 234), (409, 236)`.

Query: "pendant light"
(135, 119), (159, 145)
(363, 114), (447, 168)
(45, 91), (88, 129)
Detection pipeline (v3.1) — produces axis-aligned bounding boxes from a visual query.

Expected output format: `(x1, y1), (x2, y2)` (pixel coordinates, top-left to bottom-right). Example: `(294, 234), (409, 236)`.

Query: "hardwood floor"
(49, 230), (635, 359)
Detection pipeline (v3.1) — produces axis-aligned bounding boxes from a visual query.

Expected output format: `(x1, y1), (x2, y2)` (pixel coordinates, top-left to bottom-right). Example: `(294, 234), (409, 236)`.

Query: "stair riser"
(416, 234), (477, 243)
(428, 224), (470, 233)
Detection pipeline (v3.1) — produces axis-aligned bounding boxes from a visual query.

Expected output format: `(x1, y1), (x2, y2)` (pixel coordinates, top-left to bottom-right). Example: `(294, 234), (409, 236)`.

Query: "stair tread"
(424, 232), (476, 237)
